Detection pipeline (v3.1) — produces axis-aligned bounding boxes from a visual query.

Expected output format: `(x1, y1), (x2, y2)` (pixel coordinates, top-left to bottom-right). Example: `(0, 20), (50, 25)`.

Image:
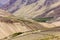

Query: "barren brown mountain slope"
(0, 9), (60, 39)
(0, 9), (47, 39)
(0, 9), (29, 39)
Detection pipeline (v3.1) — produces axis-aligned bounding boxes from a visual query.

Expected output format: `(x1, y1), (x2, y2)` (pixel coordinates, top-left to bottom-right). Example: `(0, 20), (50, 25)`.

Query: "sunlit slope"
(0, 9), (28, 39)
(3, 27), (60, 40)
(1, 9), (60, 39)
(0, 9), (47, 39)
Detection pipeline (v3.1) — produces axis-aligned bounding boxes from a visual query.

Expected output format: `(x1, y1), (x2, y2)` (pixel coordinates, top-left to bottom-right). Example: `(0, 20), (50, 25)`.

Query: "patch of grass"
(32, 17), (53, 22)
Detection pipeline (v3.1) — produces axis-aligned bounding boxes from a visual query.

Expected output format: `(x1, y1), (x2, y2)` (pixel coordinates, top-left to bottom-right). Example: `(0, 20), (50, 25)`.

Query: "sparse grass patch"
(12, 32), (23, 37)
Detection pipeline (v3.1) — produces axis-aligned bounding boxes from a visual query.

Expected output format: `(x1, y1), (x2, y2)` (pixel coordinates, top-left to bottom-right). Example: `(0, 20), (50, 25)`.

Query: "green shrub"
(12, 32), (23, 37)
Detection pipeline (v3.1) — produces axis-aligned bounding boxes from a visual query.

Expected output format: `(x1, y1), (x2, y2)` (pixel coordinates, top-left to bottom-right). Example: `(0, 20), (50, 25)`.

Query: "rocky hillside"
(0, 9), (48, 39)
(13, 0), (60, 20)
(0, 0), (60, 40)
